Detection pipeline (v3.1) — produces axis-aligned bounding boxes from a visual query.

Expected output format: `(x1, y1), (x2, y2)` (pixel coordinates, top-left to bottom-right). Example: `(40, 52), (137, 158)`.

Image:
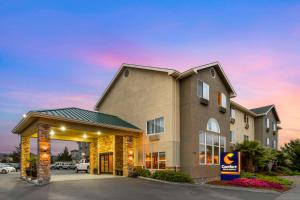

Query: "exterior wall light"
(50, 130), (55, 136)
(83, 134), (87, 139)
(60, 126), (66, 131)
(22, 114), (27, 118)
(97, 131), (101, 135)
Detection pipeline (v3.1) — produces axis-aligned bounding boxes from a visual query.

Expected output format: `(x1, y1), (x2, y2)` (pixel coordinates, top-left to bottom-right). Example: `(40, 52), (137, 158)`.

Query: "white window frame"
(244, 135), (249, 142)
(273, 140), (277, 149)
(266, 137), (270, 146)
(266, 118), (270, 129)
(230, 108), (236, 119)
(230, 131), (236, 143)
(273, 122), (277, 131)
(221, 93), (227, 108)
(199, 132), (226, 165)
(207, 118), (220, 133)
(197, 80), (210, 100)
(145, 152), (166, 170)
(146, 117), (164, 135)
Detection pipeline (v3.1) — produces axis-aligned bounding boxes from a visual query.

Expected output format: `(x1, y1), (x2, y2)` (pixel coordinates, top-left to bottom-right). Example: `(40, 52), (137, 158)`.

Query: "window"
(199, 132), (226, 165)
(230, 108), (236, 119)
(244, 135), (249, 142)
(273, 140), (277, 149)
(197, 80), (210, 100)
(147, 117), (164, 134)
(266, 137), (270, 146)
(266, 118), (270, 129)
(218, 92), (227, 108)
(230, 131), (236, 143)
(207, 118), (220, 133)
(145, 152), (166, 169)
(273, 122), (277, 131)
(244, 114), (249, 124)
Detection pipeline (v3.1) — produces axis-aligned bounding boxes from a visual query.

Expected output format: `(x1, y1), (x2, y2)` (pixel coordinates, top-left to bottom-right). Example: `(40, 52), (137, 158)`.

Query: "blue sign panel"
(220, 152), (241, 181)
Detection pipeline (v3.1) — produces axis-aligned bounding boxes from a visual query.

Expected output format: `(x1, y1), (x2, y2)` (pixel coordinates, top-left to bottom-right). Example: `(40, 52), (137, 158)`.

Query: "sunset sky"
(0, 1), (299, 154)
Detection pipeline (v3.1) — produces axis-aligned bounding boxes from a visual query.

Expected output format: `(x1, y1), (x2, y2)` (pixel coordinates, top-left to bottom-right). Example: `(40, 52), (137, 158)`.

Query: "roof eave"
(13, 112), (142, 135)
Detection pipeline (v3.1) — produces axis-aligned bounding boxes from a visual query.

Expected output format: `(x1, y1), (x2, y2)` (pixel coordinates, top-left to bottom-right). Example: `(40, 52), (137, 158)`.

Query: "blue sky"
(1, 1), (300, 153)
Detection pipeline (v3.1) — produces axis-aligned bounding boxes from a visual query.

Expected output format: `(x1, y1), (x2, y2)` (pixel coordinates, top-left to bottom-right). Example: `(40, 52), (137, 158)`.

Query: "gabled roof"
(250, 105), (281, 123)
(94, 62), (236, 109)
(230, 100), (256, 117)
(12, 107), (141, 134)
(178, 62), (237, 97)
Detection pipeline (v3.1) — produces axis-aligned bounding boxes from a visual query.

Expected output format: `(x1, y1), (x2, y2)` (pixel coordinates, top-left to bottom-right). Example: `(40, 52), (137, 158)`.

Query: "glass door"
(99, 153), (113, 174)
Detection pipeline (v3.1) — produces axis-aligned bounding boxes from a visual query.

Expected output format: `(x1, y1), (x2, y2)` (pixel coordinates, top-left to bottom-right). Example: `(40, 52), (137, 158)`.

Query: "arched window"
(206, 118), (220, 133)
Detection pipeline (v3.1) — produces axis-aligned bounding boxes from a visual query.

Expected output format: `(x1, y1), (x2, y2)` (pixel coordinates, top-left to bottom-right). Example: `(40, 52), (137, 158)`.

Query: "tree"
(9, 144), (21, 163)
(281, 139), (300, 171)
(233, 141), (267, 172)
(57, 146), (72, 161)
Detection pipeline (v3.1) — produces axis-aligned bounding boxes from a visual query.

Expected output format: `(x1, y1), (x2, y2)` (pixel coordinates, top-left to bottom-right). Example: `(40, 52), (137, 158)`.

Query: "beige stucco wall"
(96, 67), (180, 168)
(230, 108), (255, 144)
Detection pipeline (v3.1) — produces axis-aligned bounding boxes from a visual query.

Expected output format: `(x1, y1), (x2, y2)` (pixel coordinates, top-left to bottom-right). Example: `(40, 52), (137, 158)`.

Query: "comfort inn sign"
(220, 152), (241, 180)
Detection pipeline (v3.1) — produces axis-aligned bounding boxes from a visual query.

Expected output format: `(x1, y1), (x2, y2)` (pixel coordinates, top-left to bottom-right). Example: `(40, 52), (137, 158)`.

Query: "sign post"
(220, 151), (241, 181)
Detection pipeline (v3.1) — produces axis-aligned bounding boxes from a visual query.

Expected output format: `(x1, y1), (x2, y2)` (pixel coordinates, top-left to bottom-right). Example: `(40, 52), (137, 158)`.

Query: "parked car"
(7, 163), (20, 171)
(50, 164), (57, 170)
(75, 159), (89, 173)
(68, 163), (77, 170)
(0, 163), (16, 174)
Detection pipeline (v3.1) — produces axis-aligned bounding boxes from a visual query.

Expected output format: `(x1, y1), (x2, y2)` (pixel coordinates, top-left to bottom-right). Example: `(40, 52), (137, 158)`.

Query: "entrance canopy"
(12, 107), (142, 185)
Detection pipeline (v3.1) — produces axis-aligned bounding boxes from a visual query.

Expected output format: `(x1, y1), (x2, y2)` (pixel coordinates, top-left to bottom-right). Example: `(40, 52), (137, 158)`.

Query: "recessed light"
(50, 130), (55, 136)
(60, 126), (66, 131)
(97, 131), (101, 135)
(83, 134), (87, 139)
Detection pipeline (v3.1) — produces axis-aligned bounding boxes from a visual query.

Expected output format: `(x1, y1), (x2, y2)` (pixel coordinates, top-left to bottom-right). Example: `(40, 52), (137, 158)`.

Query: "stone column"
(89, 140), (97, 175)
(123, 136), (134, 177)
(37, 124), (51, 185)
(115, 135), (123, 176)
(20, 136), (30, 178)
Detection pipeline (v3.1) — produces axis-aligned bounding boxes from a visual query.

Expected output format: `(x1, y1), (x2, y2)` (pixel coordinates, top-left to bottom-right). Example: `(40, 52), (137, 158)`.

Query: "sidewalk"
(276, 176), (300, 200)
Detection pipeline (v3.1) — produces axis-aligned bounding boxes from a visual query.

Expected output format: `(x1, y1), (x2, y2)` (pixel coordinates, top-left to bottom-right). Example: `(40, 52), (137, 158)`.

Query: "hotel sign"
(220, 152), (241, 180)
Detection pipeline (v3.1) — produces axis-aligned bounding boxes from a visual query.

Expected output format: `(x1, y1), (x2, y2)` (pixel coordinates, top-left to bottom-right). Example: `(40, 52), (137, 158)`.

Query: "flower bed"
(208, 178), (290, 192)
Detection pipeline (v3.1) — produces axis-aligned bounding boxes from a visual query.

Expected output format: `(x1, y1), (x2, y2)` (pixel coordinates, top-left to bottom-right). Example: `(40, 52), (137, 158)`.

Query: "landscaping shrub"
(276, 166), (300, 176)
(229, 178), (284, 190)
(151, 170), (193, 183)
(135, 168), (151, 177)
(241, 172), (293, 186)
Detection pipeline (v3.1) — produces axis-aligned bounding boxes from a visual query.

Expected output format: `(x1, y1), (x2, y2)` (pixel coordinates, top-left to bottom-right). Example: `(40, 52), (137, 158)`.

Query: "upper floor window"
(266, 118), (270, 129)
(273, 122), (277, 131)
(244, 114), (249, 124)
(218, 92), (227, 108)
(244, 135), (249, 142)
(230, 108), (236, 119)
(197, 80), (209, 100)
(273, 140), (277, 149)
(230, 131), (236, 143)
(207, 118), (220, 133)
(147, 117), (164, 134)
(266, 137), (270, 146)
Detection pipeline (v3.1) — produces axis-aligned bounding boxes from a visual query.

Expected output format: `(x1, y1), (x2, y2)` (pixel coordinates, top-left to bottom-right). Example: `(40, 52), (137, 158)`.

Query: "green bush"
(276, 166), (300, 176)
(135, 168), (151, 177)
(241, 172), (293, 186)
(151, 170), (193, 183)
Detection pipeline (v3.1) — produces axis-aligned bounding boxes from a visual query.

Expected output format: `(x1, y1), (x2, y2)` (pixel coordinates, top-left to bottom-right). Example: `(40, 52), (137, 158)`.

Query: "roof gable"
(251, 105), (280, 123)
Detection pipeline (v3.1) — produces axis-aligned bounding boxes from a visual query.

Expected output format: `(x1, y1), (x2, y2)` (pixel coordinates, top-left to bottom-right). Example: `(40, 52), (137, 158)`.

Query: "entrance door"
(99, 153), (113, 174)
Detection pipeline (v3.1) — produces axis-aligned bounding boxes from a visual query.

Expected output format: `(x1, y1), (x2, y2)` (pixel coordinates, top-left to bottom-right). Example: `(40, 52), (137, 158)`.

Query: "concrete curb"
(137, 176), (194, 186)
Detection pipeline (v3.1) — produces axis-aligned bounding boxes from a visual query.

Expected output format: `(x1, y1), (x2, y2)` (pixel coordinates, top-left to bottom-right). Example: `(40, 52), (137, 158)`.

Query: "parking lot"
(0, 172), (281, 200)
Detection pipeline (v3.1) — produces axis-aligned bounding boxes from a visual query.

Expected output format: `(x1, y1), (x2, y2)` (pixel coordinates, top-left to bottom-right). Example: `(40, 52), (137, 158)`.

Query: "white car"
(75, 159), (89, 173)
(0, 163), (16, 174)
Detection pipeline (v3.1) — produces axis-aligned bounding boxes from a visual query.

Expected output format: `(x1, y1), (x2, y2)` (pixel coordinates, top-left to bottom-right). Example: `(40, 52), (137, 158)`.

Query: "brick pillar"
(20, 136), (30, 178)
(89, 140), (97, 175)
(123, 136), (134, 177)
(97, 137), (100, 175)
(37, 124), (51, 185)
(115, 136), (123, 176)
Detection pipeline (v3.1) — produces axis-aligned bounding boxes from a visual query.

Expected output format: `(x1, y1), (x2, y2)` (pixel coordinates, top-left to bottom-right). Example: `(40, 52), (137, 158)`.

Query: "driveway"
(0, 172), (280, 200)
(276, 176), (300, 200)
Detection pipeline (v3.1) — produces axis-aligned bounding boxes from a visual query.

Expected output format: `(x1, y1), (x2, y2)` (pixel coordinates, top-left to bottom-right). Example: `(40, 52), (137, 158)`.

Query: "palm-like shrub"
(281, 139), (300, 171)
(233, 141), (266, 172)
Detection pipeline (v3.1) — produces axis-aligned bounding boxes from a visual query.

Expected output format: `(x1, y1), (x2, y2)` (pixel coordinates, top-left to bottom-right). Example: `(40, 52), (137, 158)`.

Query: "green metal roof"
(31, 107), (140, 131)
(250, 105), (274, 115)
